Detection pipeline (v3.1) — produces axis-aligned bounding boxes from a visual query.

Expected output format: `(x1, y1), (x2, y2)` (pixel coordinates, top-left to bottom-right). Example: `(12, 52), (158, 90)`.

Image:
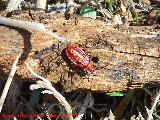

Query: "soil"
(0, 11), (160, 92)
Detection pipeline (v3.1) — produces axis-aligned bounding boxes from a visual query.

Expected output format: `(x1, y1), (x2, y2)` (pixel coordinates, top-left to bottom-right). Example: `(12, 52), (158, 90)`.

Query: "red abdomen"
(66, 44), (95, 73)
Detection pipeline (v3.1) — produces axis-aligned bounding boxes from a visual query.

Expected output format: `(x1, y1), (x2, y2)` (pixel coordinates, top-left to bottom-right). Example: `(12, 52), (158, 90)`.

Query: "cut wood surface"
(0, 11), (160, 92)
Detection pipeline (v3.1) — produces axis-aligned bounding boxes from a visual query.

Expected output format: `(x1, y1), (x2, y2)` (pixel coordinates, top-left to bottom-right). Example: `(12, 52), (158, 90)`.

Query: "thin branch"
(13, 117), (18, 120)
(25, 63), (73, 120)
(0, 17), (66, 43)
(146, 92), (160, 120)
(108, 110), (115, 120)
(26, 63), (53, 88)
(0, 53), (21, 113)
(136, 111), (145, 120)
(36, 115), (43, 120)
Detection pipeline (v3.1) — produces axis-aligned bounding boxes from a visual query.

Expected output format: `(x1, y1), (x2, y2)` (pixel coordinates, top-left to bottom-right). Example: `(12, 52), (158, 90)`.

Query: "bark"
(0, 12), (160, 92)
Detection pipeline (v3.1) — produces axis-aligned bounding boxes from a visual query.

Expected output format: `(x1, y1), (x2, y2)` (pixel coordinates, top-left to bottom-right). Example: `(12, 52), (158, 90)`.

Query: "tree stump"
(0, 12), (160, 92)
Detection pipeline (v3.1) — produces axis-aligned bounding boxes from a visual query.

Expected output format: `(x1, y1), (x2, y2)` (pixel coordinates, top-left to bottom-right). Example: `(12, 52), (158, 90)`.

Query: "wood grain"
(0, 12), (160, 92)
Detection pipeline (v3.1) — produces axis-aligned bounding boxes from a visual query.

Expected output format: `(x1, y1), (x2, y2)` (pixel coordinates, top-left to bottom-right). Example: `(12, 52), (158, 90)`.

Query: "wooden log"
(0, 12), (160, 92)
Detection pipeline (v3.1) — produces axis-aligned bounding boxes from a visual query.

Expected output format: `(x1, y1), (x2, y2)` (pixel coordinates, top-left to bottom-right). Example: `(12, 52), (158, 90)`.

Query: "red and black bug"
(65, 44), (95, 73)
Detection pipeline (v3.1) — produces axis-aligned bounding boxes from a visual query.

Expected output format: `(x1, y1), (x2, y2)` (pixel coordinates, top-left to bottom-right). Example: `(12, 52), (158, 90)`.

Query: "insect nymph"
(66, 44), (95, 73)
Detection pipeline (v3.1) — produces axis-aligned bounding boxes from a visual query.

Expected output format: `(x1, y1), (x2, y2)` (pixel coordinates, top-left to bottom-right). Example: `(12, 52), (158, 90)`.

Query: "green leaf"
(105, 0), (114, 13)
(106, 92), (125, 96)
(80, 6), (96, 19)
(132, 10), (142, 20)
(155, 111), (160, 120)
(156, 11), (160, 18)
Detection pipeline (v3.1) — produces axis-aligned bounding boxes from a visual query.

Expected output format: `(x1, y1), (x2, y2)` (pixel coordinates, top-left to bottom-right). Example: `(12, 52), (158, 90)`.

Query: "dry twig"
(25, 62), (73, 120)
(0, 17), (66, 43)
(108, 110), (115, 120)
(0, 53), (21, 113)
(146, 92), (160, 120)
